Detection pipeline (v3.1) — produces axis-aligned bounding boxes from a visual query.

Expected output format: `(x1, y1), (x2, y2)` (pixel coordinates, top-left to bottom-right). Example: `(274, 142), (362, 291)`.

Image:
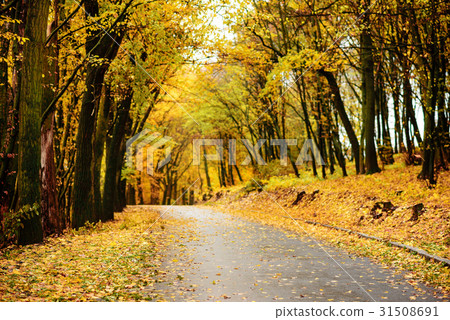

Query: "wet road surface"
(150, 206), (441, 302)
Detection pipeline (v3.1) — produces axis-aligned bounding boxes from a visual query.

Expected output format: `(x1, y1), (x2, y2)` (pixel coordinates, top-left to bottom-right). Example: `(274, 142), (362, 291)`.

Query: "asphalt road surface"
(150, 206), (442, 302)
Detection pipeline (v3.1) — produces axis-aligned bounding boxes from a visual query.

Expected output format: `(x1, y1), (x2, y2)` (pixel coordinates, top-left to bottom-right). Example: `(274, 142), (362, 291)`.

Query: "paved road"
(151, 206), (441, 302)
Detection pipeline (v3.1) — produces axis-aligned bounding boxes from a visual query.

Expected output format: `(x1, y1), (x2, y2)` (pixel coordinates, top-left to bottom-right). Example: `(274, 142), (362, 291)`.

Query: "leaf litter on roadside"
(0, 207), (169, 301)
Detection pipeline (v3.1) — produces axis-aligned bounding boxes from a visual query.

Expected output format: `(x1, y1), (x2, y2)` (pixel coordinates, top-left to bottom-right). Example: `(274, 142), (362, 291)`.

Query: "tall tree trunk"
(403, 104), (412, 155)
(360, 2), (380, 174)
(296, 79), (318, 176)
(418, 74), (437, 184)
(102, 91), (132, 221)
(323, 98), (347, 176)
(234, 164), (243, 182)
(225, 136), (235, 185)
(71, 64), (105, 227)
(403, 76), (422, 146)
(378, 80), (394, 164)
(418, 16), (438, 184)
(71, 0), (123, 228)
(93, 84), (112, 221)
(392, 74), (403, 153)
(17, 0), (51, 244)
(327, 135), (335, 175)
(41, 15), (61, 236)
(220, 157), (227, 187)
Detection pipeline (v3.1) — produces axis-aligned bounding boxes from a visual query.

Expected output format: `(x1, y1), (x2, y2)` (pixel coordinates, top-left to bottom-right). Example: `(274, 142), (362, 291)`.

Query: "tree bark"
(17, 0), (51, 244)
(360, 3), (380, 174)
(102, 91), (132, 221)
(93, 84), (112, 221)
(40, 12), (62, 236)
(71, 0), (123, 228)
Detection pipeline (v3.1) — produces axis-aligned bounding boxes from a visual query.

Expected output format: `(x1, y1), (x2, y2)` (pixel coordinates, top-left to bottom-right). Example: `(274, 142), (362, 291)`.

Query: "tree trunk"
(327, 135), (335, 175)
(102, 91), (132, 221)
(0, 11), (13, 210)
(360, 4), (380, 174)
(0, 17), (9, 154)
(40, 14), (62, 236)
(392, 75), (403, 153)
(166, 170), (173, 205)
(189, 190), (194, 205)
(435, 33), (449, 169)
(418, 37), (438, 183)
(71, 63), (105, 227)
(172, 177), (178, 204)
(296, 82), (318, 176)
(137, 175), (144, 204)
(181, 188), (186, 205)
(17, 0), (51, 244)
(203, 147), (211, 190)
(118, 172), (127, 211)
(93, 84), (112, 220)
(318, 70), (360, 174)
(234, 164), (243, 182)
(403, 76), (422, 146)
(126, 183), (136, 205)
(71, 0), (124, 228)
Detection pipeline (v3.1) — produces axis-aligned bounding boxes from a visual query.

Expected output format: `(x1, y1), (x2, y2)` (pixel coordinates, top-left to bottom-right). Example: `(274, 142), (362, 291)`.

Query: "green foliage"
(241, 178), (266, 194)
(0, 203), (40, 247)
